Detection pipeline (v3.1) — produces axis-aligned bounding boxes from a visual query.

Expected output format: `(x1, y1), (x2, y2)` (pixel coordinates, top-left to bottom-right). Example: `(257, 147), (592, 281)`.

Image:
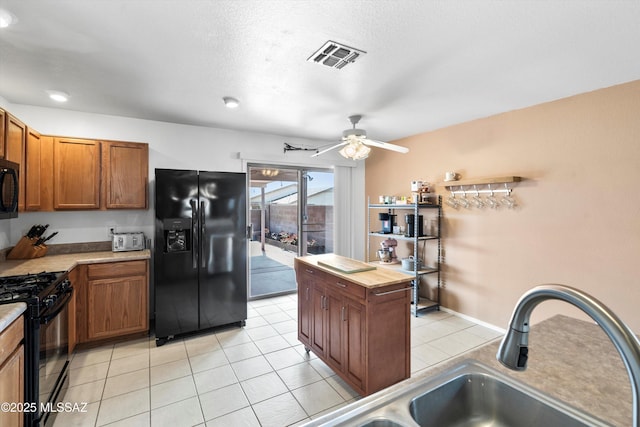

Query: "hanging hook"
(472, 185), (484, 208)
(486, 184), (498, 209)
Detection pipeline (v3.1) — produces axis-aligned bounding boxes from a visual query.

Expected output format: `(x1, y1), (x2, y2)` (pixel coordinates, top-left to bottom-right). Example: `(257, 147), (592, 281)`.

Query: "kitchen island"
(295, 253), (413, 396)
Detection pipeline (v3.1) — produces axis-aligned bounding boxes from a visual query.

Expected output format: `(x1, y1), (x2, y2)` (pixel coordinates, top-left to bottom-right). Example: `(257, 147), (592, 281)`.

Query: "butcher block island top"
(295, 254), (412, 396)
(296, 253), (412, 289)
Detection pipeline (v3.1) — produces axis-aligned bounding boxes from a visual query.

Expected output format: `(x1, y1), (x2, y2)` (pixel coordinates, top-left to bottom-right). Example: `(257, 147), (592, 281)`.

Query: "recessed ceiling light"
(46, 90), (70, 103)
(0, 9), (15, 28)
(223, 96), (240, 109)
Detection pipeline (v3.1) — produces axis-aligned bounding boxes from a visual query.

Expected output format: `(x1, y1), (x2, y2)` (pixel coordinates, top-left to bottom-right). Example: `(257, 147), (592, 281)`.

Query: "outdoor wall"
(365, 80), (640, 332)
(250, 205), (333, 253)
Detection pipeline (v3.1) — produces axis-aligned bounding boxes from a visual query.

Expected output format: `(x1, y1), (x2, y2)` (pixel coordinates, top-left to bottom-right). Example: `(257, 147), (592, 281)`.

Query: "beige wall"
(366, 80), (640, 331)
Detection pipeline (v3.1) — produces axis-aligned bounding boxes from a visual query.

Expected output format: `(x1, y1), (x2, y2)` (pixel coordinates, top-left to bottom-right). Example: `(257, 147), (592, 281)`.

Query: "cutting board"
(318, 258), (376, 274)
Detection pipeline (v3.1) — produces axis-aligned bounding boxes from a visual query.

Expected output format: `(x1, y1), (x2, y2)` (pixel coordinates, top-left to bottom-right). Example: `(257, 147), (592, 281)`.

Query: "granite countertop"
(0, 303), (26, 333)
(296, 254), (412, 288)
(0, 249), (151, 277)
(428, 315), (631, 426)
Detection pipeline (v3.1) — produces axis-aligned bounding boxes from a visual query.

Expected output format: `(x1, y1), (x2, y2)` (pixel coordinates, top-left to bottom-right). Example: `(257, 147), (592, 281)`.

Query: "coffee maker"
(405, 214), (424, 237)
(378, 212), (396, 234)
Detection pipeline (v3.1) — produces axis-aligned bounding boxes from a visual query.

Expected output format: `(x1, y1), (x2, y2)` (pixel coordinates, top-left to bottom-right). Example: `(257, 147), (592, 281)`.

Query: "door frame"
(247, 163), (334, 299)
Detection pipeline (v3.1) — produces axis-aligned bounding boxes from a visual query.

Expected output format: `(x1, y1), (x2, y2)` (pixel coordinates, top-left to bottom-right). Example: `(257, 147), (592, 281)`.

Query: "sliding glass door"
(248, 165), (334, 299)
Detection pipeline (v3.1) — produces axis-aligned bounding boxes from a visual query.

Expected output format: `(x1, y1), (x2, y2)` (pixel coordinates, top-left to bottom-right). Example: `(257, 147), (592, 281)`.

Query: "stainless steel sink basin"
(409, 371), (593, 426)
(303, 360), (610, 427)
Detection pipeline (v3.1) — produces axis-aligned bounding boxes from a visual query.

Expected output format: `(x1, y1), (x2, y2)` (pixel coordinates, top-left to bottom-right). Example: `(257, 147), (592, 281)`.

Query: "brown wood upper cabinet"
(44, 137), (148, 211)
(0, 108), (149, 211)
(4, 112), (27, 211)
(25, 128), (42, 211)
(102, 140), (148, 209)
(53, 137), (101, 209)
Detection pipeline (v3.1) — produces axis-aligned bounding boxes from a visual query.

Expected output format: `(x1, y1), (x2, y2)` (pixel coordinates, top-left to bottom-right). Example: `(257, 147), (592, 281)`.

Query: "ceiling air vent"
(307, 41), (366, 70)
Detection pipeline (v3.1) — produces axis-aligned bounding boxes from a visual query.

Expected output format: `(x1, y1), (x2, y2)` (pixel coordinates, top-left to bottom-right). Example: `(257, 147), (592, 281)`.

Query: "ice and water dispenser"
(163, 218), (191, 253)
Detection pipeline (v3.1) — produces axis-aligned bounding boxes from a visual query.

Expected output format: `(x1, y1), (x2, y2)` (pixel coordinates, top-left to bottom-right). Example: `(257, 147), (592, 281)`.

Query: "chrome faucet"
(497, 284), (640, 427)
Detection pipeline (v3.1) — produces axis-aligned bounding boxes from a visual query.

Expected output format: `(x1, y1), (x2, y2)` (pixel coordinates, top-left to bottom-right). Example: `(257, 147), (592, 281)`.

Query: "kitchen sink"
(409, 372), (594, 426)
(303, 360), (610, 427)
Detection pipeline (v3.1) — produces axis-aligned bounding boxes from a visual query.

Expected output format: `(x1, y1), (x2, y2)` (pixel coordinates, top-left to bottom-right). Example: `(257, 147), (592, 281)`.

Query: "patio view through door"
(248, 165), (334, 299)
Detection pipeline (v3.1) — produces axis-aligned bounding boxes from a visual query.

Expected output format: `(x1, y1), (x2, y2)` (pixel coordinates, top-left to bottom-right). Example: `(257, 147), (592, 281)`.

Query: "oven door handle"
(40, 289), (73, 325)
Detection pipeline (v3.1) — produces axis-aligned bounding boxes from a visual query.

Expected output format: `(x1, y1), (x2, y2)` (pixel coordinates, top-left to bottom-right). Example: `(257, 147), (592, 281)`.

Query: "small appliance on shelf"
(377, 238), (398, 264)
(378, 212), (396, 234)
(411, 180), (431, 204)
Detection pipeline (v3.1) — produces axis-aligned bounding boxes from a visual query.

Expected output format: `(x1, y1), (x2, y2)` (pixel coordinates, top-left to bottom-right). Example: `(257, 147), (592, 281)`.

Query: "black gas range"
(0, 271), (73, 427)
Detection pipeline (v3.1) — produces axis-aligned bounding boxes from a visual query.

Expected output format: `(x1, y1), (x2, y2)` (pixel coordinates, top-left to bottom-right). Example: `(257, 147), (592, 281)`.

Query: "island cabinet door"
(366, 283), (412, 392)
(297, 275), (313, 346)
(326, 289), (345, 370)
(310, 284), (327, 357)
(344, 297), (365, 391)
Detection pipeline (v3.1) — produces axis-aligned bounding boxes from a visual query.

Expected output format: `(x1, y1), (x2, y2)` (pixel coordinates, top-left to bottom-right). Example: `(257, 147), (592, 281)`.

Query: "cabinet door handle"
(335, 282), (347, 288)
(341, 306), (345, 322)
(305, 269), (315, 274)
(373, 286), (413, 296)
(306, 286), (309, 301)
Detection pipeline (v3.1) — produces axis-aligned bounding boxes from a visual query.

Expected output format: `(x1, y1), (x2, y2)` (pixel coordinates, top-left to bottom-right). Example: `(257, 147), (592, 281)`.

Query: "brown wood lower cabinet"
(75, 260), (149, 343)
(0, 317), (24, 427)
(295, 258), (411, 396)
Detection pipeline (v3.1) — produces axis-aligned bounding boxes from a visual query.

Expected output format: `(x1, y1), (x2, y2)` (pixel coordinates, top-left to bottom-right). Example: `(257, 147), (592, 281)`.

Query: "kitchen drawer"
(367, 282), (413, 303)
(88, 260), (147, 279)
(297, 264), (327, 283)
(0, 317), (23, 367)
(326, 278), (366, 300)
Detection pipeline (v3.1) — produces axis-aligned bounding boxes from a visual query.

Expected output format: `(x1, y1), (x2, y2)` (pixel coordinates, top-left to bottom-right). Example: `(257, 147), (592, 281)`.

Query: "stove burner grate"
(0, 271), (65, 303)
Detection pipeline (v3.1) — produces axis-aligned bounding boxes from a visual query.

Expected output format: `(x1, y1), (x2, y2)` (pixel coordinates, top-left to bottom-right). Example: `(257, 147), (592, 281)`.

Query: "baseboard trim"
(439, 306), (507, 335)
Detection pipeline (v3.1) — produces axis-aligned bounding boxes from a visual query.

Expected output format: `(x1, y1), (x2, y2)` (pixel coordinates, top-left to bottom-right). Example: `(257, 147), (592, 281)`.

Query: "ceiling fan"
(312, 115), (410, 160)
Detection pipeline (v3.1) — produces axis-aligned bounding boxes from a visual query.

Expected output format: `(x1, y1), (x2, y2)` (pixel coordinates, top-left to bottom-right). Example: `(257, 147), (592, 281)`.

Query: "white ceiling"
(1, 1), (639, 147)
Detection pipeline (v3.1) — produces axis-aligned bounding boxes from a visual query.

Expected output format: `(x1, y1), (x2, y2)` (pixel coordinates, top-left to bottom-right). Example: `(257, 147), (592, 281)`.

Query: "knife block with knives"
(7, 224), (57, 260)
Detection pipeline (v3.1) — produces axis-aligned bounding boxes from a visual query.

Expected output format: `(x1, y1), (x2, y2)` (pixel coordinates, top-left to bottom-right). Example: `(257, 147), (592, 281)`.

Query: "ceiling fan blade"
(311, 141), (347, 157)
(363, 139), (409, 154)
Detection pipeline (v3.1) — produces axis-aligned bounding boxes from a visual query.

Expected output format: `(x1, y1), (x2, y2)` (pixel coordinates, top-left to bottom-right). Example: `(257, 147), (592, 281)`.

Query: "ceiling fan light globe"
(339, 143), (357, 159)
(354, 143), (371, 159)
(339, 140), (370, 160)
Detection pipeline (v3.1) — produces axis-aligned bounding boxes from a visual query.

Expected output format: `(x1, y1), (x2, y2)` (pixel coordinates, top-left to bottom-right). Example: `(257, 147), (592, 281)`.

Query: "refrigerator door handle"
(201, 201), (206, 268)
(191, 199), (198, 269)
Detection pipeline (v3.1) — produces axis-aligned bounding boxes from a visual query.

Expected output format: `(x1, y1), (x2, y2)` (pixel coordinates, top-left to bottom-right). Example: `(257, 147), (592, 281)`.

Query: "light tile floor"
(54, 295), (502, 427)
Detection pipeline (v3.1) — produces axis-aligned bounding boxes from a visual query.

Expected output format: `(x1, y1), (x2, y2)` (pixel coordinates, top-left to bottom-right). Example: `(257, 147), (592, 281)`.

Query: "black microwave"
(0, 159), (19, 219)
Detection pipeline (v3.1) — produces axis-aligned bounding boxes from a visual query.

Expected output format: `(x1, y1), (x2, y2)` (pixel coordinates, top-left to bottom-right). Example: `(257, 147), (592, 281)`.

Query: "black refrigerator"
(154, 169), (247, 346)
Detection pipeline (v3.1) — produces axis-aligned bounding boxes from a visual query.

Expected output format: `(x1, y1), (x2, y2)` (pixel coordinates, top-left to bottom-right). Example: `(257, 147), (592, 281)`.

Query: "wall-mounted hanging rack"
(439, 175), (521, 189)
(439, 176), (523, 209)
